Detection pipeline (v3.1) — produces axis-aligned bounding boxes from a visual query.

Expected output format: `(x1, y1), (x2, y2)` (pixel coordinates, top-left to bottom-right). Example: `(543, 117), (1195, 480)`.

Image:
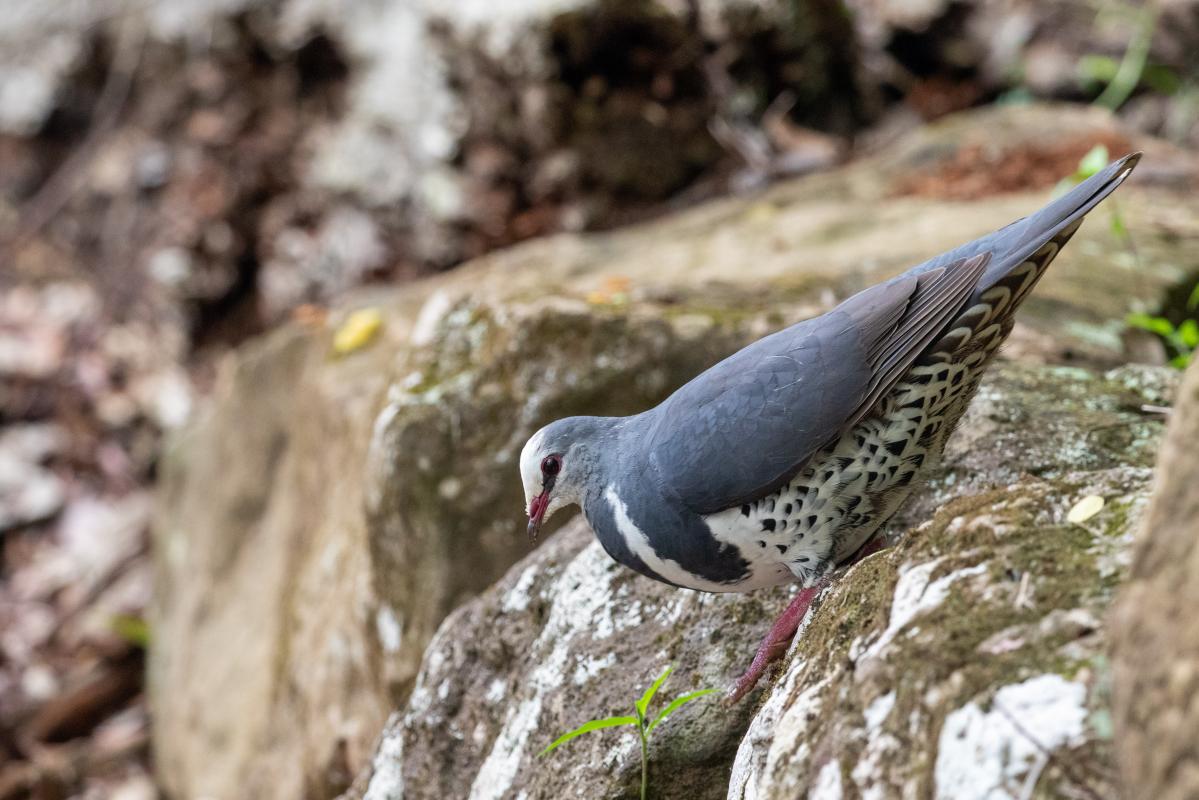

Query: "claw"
(725, 536), (890, 704)
(725, 584), (821, 704)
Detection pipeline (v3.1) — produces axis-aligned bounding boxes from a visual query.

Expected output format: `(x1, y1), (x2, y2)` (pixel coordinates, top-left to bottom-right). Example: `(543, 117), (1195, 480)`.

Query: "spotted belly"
(704, 328), (1002, 587)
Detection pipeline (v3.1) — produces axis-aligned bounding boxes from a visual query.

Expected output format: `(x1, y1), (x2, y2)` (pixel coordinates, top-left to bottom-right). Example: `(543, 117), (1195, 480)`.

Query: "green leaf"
(1187, 282), (1199, 312)
(540, 715), (639, 756)
(1109, 208), (1128, 240)
(1126, 312), (1175, 337)
(1143, 64), (1182, 95)
(111, 614), (151, 648)
(636, 666), (673, 718)
(647, 689), (717, 733)
(1178, 319), (1199, 349)
(1169, 352), (1192, 370)
(1077, 55), (1120, 86)
(1077, 145), (1110, 179)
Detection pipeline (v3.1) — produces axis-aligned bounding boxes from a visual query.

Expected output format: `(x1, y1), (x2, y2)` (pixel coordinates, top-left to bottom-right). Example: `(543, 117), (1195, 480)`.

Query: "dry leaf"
(1066, 495), (1105, 524)
(333, 308), (383, 355)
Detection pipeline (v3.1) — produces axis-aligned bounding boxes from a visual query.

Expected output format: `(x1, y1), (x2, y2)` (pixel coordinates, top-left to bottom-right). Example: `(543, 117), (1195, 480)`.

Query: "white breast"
(604, 487), (792, 593)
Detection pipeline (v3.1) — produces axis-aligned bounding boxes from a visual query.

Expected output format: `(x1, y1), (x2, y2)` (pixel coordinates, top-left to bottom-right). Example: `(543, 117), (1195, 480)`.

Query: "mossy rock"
(349, 362), (1176, 800)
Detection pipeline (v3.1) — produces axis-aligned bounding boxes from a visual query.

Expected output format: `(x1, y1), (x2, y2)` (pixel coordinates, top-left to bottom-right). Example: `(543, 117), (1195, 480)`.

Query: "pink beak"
(527, 491), (550, 543)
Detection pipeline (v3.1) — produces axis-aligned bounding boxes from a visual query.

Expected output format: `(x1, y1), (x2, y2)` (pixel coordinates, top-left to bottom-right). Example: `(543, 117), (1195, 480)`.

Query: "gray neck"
(574, 414), (646, 507)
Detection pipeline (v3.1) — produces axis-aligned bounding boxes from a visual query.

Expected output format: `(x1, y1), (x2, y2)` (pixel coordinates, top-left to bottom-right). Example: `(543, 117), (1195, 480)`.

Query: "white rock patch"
(863, 561), (986, 661)
(934, 674), (1088, 800)
(363, 714), (405, 800)
(501, 564), (539, 613)
(810, 759), (845, 800)
(467, 543), (628, 800)
(571, 652), (616, 685)
(727, 676), (827, 800)
(853, 692), (899, 800)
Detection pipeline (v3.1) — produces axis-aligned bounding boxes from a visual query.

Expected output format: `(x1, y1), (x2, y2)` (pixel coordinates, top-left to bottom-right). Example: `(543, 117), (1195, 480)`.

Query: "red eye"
(541, 455), (561, 476)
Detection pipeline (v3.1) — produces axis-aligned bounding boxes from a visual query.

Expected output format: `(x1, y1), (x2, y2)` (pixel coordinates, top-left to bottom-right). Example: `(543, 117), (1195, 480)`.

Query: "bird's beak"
(527, 490), (550, 543)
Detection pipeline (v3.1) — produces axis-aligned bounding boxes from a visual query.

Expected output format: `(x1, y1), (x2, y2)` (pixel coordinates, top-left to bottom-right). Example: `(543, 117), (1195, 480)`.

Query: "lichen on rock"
(347, 362), (1176, 800)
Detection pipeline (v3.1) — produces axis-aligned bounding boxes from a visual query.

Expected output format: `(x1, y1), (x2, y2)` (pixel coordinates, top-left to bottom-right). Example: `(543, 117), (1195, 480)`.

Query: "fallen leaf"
(601, 275), (631, 294)
(1067, 495), (1105, 524)
(333, 308), (383, 355)
(742, 201), (778, 223)
(292, 303), (329, 328)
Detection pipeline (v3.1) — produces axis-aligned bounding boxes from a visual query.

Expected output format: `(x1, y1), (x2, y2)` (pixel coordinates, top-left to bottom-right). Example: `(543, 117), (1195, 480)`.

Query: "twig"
(0, 18), (144, 267)
(1013, 570), (1033, 610)
(1018, 750), (1050, 800)
(994, 702), (1108, 800)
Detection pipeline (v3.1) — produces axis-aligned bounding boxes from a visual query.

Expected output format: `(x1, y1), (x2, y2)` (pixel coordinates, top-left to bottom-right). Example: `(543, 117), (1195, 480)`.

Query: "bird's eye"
(541, 455), (561, 476)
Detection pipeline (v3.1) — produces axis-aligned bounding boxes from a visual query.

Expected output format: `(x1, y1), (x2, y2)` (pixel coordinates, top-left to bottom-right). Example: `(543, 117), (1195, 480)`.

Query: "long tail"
(916, 151), (1141, 368)
(911, 151), (1141, 298)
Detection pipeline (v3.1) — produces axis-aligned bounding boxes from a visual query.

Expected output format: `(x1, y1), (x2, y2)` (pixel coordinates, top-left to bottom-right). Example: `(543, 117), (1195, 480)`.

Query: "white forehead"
(519, 428), (548, 497)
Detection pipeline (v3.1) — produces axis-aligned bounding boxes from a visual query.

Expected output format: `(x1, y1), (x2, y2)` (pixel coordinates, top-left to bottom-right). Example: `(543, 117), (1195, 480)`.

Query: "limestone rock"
(347, 363), (1175, 799)
(150, 104), (1199, 800)
(1110, 360), (1199, 800)
(150, 328), (393, 800)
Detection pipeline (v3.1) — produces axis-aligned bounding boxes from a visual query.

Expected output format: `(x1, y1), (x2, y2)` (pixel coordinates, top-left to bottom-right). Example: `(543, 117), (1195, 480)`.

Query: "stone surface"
(346, 362), (1175, 800)
(150, 329), (392, 800)
(150, 103), (1199, 800)
(1110, 359), (1199, 800)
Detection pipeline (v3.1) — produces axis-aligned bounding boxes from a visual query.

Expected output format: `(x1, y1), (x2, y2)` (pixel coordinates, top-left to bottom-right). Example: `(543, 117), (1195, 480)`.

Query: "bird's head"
(519, 417), (603, 543)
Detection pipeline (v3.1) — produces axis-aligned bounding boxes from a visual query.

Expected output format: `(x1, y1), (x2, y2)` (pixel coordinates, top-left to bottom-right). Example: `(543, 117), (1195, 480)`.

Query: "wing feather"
(643, 252), (991, 515)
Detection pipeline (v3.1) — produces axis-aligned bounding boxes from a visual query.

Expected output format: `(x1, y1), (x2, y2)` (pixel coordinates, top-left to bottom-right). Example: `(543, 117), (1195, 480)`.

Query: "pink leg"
(725, 584), (821, 704)
(725, 534), (890, 704)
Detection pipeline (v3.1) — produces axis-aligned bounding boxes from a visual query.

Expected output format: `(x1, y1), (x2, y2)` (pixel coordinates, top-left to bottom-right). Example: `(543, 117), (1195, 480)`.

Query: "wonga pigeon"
(519, 152), (1141, 701)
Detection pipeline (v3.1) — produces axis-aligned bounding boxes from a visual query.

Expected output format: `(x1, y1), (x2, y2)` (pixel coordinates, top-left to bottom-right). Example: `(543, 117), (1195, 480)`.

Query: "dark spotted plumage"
(703, 225), (1079, 586)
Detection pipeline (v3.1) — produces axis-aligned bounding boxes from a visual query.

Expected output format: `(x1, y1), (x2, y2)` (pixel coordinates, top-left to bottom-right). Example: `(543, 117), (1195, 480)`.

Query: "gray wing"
(643, 252), (991, 515)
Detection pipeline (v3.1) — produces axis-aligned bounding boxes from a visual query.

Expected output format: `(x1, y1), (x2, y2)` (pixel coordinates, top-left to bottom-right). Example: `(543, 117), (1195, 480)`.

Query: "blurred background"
(1, 0), (1198, 797)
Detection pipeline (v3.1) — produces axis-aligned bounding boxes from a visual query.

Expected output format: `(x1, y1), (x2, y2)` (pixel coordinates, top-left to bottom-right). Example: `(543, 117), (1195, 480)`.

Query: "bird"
(519, 152), (1141, 702)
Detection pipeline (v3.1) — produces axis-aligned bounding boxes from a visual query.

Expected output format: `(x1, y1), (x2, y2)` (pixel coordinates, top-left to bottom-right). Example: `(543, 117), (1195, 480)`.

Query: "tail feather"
(908, 151), (1142, 295)
(975, 150), (1141, 293)
(916, 152), (1141, 363)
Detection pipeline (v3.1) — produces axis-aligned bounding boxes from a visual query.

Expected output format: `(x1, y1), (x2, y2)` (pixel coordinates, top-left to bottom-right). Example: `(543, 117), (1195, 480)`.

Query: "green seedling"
(1127, 311), (1199, 369)
(1124, 210), (1199, 370)
(540, 665), (715, 800)
(110, 613), (151, 648)
(1081, 5), (1158, 112)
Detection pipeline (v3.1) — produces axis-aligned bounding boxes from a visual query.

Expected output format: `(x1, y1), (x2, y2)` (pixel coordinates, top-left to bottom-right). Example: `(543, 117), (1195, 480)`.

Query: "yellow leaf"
(333, 308), (383, 354)
(1066, 495), (1105, 524)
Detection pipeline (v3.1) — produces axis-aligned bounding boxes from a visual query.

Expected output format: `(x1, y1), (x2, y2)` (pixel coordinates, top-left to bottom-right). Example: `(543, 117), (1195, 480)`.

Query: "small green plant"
(1127, 287), (1199, 369)
(540, 665), (715, 800)
(110, 613), (151, 648)
(1078, 4), (1159, 112)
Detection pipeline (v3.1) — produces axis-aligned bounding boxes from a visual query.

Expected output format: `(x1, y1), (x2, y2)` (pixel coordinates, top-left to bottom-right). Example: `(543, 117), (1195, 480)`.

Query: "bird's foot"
(724, 535), (891, 704)
(725, 584), (822, 705)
